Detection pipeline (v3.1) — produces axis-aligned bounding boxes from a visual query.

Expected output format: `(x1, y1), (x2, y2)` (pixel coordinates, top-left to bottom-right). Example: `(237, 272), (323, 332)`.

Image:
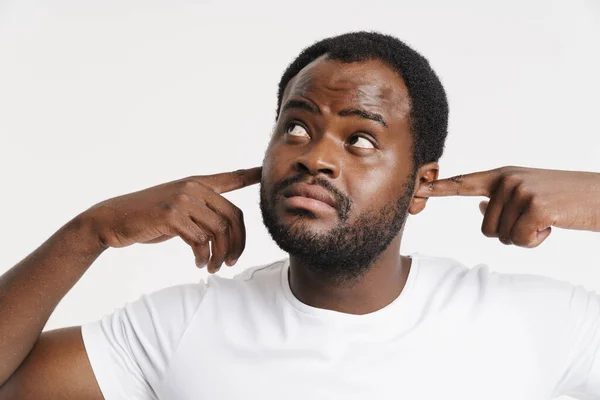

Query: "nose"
(293, 136), (340, 178)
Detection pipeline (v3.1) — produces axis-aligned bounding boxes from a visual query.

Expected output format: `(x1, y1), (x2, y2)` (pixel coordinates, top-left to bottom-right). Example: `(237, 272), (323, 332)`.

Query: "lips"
(282, 183), (337, 209)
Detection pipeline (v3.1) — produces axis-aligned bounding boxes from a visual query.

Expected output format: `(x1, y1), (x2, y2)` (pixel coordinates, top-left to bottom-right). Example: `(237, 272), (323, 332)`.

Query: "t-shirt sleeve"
(80, 280), (208, 400)
(548, 281), (600, 398)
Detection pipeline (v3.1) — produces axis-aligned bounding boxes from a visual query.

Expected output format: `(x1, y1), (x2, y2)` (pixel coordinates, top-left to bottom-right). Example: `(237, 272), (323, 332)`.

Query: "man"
(0, 31), (599, 399)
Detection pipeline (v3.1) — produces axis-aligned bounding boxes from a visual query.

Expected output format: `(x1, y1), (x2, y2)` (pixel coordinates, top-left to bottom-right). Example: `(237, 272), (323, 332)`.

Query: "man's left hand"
(416, 166), (600, 248)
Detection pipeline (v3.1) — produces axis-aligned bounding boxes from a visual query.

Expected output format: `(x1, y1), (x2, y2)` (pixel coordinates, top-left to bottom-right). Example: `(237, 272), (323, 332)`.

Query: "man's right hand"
(83, 167), (262, 273)
(0, 166), (262, 397)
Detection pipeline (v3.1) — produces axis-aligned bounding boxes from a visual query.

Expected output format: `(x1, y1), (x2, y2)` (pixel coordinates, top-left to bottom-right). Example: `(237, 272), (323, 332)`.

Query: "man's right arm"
(0, 216), (106, 398)
(0, 167), (261, 398)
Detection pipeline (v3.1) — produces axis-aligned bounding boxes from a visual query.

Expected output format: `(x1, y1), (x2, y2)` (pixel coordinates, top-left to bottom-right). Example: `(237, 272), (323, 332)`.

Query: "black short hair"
(276, 31), (449, 170)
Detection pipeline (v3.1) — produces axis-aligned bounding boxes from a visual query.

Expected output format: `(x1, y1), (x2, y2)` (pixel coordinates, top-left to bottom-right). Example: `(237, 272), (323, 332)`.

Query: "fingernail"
(226, 258), (238, 267)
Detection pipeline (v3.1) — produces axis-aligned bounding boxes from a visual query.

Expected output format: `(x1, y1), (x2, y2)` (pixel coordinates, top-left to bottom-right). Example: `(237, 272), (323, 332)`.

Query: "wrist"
(65, 212), (109, 257)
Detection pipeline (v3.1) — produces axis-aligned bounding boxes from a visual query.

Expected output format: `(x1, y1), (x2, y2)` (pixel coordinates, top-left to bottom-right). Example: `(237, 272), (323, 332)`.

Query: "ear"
(408, 162), (439, 215)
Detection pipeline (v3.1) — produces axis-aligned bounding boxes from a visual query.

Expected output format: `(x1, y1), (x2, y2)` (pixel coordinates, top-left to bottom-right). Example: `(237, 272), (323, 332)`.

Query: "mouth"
(282, 195), (336, 214)
(281, 183), (337, 214)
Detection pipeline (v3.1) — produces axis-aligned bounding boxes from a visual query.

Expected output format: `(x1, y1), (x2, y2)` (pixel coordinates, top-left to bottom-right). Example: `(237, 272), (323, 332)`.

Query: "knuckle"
(179, 178), (200, 191)
(217, 219), (230, 233)
(499, 174), (521, 188)
(513, 184), (528, 199)
(529, 196), (547, 211)
(449, 175), (464, 185)
(196, 233), (209, 245)
(172, 192), (192, 205)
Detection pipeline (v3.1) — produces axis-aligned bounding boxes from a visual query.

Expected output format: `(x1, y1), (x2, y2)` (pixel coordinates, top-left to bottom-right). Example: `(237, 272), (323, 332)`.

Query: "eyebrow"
(281, 98), (387, 128)
(338, 108), (387, 128)
(281, 99), (320, 114)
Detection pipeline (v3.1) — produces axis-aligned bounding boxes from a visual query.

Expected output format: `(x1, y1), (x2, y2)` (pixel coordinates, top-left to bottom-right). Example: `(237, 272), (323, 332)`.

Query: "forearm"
(0, 214), (106, 386)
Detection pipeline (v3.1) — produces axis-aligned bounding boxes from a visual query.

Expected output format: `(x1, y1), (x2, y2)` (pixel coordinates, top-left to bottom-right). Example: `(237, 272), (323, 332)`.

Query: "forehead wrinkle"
(292, 80), (398, 108)
(284, 61), (411, 119)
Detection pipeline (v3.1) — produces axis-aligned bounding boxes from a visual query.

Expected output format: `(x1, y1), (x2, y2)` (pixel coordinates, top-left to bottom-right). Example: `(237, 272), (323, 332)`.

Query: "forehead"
(282, 55), (411, 118)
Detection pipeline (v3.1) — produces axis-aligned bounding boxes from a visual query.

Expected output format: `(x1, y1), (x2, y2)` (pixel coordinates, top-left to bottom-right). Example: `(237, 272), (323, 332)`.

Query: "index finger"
(197, 167), (262, 194)
(416, 169), (499, 198)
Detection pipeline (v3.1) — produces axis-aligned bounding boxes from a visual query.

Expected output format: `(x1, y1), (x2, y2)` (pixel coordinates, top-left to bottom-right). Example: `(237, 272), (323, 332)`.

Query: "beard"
(259, 172), (416, 284)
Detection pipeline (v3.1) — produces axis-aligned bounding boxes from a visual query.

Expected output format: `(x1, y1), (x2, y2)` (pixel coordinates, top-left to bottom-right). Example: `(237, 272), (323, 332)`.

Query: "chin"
(276, 207), (339, 232)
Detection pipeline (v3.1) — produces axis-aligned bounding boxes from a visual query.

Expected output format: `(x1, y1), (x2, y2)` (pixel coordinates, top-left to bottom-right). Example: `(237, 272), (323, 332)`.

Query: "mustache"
(272, 174), (351, 218)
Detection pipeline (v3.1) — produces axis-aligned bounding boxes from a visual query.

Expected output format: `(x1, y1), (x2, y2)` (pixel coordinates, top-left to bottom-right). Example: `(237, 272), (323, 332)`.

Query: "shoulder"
(201, 257), (287, 304)
(207, 257), (286, 288)
(232, 258), (287, 282)
(410, 252), (592, 321)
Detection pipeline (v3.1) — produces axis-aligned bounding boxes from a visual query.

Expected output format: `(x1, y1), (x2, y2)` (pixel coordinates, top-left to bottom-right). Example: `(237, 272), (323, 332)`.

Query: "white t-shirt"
(81, 253), (600, 399)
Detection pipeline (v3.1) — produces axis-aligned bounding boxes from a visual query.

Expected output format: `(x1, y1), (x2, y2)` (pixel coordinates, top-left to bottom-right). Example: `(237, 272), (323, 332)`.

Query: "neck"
(287, 234), (411, 315)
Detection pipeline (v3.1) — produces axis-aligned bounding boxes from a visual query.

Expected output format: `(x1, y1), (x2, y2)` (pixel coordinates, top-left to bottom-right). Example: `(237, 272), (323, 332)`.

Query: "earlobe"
(409, 162), (439, 215)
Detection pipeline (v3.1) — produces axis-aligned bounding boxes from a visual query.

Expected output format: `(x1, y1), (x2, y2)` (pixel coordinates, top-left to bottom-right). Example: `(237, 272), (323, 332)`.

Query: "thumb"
(531, 226), (552, 248)
(479, 200), (489, 216)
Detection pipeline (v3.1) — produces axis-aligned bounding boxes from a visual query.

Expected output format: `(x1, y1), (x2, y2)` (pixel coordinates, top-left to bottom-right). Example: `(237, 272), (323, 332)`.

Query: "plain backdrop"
(0, 1), (599, 397)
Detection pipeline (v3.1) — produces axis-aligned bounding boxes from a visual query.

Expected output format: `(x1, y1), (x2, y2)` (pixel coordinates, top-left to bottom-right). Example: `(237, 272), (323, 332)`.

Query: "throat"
(287, 254), (412, 315)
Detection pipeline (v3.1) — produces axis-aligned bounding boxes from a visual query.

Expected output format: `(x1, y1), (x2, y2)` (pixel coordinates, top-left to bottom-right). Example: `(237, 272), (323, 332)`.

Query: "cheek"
(263, 135), (297, 173)
(352, 179), (390, 209)
(346, 160), (410, 210)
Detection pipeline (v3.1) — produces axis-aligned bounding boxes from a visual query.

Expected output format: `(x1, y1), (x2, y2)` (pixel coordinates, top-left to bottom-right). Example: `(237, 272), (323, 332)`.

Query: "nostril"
(295, 161), (310, 173)
(295, 156), (337, 177)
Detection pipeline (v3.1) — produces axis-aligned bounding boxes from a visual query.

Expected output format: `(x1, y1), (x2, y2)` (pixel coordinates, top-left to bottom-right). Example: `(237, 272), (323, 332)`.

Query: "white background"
(0, 1), (599, 397)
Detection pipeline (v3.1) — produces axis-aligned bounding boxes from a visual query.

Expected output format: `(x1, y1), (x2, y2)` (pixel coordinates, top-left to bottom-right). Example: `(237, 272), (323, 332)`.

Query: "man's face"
(260, 55), (419, 282)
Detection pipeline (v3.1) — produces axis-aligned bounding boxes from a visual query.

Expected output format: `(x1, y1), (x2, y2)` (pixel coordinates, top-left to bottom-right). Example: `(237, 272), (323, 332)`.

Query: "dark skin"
(417, 166), (600, 245)
(0, 169), (263, 398)
(1, 55), (600, 398)
(261, 56), (439, 314)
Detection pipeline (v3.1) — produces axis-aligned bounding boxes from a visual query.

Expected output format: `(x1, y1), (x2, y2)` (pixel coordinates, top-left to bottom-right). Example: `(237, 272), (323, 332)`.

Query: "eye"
(348, 135), (375, 149)
(285, 123), (309, 138)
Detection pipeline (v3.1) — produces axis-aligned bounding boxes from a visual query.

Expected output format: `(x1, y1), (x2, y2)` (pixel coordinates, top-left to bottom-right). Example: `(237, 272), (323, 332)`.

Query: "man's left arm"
(416, 166), (600, 247)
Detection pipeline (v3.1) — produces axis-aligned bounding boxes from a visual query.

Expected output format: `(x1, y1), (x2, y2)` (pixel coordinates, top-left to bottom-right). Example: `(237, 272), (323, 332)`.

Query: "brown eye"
(349, 135), (375, 149)
(286, 123), (309, 137)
